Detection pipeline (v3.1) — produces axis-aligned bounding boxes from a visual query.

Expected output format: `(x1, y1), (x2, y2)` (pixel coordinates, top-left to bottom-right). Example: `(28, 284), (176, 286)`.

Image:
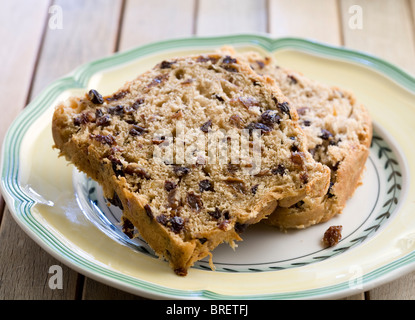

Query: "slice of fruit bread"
(52, 51), (330, 275)
(237, 48), (372, 229)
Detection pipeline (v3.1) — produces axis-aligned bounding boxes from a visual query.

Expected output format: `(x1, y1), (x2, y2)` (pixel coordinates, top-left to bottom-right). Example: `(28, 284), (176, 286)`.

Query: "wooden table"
(1, 0), (414, 300)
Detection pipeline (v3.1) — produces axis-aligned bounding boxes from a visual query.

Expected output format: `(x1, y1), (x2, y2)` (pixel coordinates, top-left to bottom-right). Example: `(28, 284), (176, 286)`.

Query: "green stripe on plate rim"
(1, 34), (415, 299)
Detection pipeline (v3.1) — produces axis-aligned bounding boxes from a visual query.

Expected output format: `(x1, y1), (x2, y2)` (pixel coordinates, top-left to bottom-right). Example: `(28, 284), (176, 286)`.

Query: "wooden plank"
(368, 273), (415, 300)
(196, 0), (267, 35)
(79, 0), (197, 299)
(0, 0), (54, 299)
(340, 0), (415, 75)
(0, 0), (123, 299)
(82, 278), (146, 300)
(118, 0), (195, 50)
(0, 0), (49, 150)
(31, 0), (123, 97)
(0, 208), (80, 299)
(268, 0), (341, 45)
(0, 0), (50, 222)
(339, 0), (415, 300)
(268, 1), (363, 300)
(411, 0), (415, 29)
(342, 292), (365, 300)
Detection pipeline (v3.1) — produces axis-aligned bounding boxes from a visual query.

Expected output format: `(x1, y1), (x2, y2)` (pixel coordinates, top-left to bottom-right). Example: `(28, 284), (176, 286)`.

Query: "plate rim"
(1, 33), (415, 300)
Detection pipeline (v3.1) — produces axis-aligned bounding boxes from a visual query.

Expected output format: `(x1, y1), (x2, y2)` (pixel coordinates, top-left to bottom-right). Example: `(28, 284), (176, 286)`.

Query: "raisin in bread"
(52, 52), (330, 275)
(234, 48), (372, 229)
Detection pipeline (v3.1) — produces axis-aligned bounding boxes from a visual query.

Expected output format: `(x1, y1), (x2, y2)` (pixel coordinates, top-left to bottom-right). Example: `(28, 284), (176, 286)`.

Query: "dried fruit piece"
(167, 188), (181, 210)
(144, 204), (154, 219)
(208, 207), (222, 220)
(287, 74), (298, 85)
(122, 218), (134, 239)
(92, 134), (115, 146)
(196, 55), (219, 64)
(323, 226), (342, 247)
(222, 65), (238, 73)
(229, 114), (243, 128)
(238, 96), (259, 109)
(160, 60), (174, 69)
(186, 192), (203, 212)
(129, 125), (147, 136)
(234, 222), (248, 233)
(108, 105), (125, 116)
(320, 129), (334, 140)
(227, 163), (240, 174)
(74, 112), (95, 126)
(173, 166), (191, 177)
(156, 214), (168, 226)
(88, 89), (104, 104)
(105, 90), (129, 101)
(213, 94), (224, 102)
(174, 267), (187, 277)
(199, 179), (214, 192)
(291, 152), (305, 166)
(107, 192), (123, 209)
(255, 60), (265, 69)
(200, 119), (212, 133)
(156, 214), (184, 234)
(224, 177), (246, 194)
(222, 56), (237, 64)
(271, 164), (286, 176)
(170, 216), (185, 234)
(198, 238), (207, 244)
(332, 161), (341, 171)
(164, 180), (177, 192)
(245, 122), (272, 135)
(125, 165), (151, 180)
(131, 98), (144, 110)
(300, 172), (309, 184)
(108, 155), (124, 177)
(277, 101), (291, 118)
(96, 114), (111, 127)
(147, 74), (169, 88)
(327, 181), (335, 198)
(218, 219), (230, 230)
(260, 110), (281, 125)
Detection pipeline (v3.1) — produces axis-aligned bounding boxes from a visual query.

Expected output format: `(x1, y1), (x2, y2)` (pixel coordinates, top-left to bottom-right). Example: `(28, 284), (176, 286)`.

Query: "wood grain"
(340, 0), (415, 75)
(1, 0), (415, 300)
(0, 0), (123, 299)
(81, 278), (146, 299)
(30, 0), (123, 97)
(118, 0), (195, 51)
(78, 0), (198, 299)
(0, 208), (80, 299)
(196, 0), (267, 35)
(368, 272), (415, 300)
(0, 0), (50, 151)
(338, 0), (415, 300)
(268, 0), (342, 45)
(0, 0), (55, 299)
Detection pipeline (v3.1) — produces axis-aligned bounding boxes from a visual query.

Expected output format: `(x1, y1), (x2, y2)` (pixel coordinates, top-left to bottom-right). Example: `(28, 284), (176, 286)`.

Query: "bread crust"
(234, 49), (372, 229)
(52, 52), (330, 274)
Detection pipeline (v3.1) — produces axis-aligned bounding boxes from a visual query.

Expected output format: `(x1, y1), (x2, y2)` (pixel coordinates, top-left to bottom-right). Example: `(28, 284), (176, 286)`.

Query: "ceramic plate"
(1, 35), (414, 300)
